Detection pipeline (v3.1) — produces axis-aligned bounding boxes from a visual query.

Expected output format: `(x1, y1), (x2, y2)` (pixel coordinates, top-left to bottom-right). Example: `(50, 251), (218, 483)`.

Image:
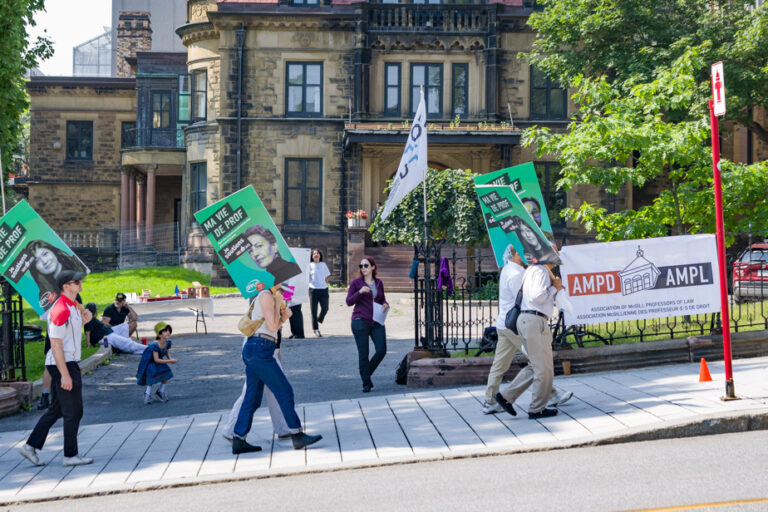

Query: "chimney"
(116, 11), (152, 78)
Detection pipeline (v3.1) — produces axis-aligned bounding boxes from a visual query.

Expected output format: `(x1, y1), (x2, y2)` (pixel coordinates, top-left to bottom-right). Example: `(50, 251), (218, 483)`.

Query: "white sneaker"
(144, 392), (152, 405)
(548, 390), (574, 407)
(63, 455), (94, 466)
(18, 444), (43, 466)
(482, 401), (504, 414)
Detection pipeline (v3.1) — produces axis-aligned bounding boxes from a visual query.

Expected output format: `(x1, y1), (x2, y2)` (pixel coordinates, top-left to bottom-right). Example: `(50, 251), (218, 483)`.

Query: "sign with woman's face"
(0, 200), (89, 315)
(475, 184), (560, 266)
(194, 185), (301, 298)
(475, 162), (555, 265)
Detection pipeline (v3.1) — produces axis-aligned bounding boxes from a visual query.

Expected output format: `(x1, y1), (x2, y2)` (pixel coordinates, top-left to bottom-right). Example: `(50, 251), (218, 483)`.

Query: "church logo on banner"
(379, 89), (427, 221)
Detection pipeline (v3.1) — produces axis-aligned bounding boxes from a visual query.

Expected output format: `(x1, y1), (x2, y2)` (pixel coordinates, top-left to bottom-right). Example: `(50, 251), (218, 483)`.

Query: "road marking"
(624, 496), (768, 511)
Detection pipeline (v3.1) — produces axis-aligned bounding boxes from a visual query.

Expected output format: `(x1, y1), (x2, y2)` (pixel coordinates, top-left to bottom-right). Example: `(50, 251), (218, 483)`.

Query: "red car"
(732, 243), (768, 302)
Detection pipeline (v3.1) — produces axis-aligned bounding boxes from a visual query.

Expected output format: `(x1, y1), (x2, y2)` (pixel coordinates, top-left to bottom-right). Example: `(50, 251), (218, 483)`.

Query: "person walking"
(346, 256), (389, 393)
(136, 322), (178, 404)
(232, 284), (322, 454)
(18, 270), (94, 467)
(308, 249), (330, 337)
(222, 299), (292, 443)
(495, 260), (564, 419)
(483, 246), (572, 415)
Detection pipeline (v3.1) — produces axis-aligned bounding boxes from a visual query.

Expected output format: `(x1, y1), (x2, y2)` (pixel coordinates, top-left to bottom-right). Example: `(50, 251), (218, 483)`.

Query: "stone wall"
(28, 183), (119, 230)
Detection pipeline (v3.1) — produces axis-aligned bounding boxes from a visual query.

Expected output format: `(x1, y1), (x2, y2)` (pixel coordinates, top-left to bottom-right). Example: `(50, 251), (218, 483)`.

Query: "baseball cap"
(56, 270), (86, 291)
(115, 292), (127, 301)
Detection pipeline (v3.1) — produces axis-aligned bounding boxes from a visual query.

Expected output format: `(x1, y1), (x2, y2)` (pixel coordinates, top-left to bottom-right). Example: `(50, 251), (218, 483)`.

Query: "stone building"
(24, 0), (768, 284)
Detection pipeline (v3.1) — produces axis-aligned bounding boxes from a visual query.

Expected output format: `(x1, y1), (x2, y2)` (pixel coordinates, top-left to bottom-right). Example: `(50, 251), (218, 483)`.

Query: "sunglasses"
(66, 280), (82, 286)
(359, 263), (371, 269)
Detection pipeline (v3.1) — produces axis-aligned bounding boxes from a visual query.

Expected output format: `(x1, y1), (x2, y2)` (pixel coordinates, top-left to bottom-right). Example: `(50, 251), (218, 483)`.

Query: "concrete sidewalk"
(1, 357), (767, 505)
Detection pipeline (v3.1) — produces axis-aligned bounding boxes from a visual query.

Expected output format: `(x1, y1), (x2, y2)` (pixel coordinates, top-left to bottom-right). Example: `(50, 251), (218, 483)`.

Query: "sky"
(27, 0), (112, 76)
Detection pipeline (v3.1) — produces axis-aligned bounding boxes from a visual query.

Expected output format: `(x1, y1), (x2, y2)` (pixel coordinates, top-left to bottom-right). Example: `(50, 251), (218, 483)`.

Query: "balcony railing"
(122, 127), (185, 150)
(366, 4), (493, 34)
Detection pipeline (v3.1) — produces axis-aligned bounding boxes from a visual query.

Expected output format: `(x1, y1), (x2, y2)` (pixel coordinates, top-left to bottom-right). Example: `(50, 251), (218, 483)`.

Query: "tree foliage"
(523, 1), (768, 241)
(527, 0), (768, 143)
(0, 0), (53, 176)
(370, 168), (488, 245)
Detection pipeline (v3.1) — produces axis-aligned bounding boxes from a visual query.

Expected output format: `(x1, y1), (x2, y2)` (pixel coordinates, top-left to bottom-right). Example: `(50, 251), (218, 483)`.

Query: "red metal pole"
(708, 98), (735, 399)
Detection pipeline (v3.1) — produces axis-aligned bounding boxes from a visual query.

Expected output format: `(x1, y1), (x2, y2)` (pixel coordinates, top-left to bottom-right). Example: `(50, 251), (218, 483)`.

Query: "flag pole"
(0, 146), (6, 215)
(421, 86), (428, 243)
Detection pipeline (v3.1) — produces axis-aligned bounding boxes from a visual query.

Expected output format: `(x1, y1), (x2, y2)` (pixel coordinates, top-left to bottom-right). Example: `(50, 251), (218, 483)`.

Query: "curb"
(31, 346), (113, 398)
(2, 407), (767, 506)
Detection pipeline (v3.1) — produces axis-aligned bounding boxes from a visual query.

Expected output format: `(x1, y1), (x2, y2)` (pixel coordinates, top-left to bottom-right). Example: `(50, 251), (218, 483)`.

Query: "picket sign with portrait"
(0, 200), (89, 315)
(559, 234), (721, 325)
(193, 185), (301, 298)
(474, 162), (554, 237)
(474, 184), (561, 267)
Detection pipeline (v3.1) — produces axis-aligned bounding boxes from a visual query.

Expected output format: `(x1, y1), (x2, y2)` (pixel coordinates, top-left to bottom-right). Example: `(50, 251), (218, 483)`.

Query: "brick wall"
(116, 11), (152, 78)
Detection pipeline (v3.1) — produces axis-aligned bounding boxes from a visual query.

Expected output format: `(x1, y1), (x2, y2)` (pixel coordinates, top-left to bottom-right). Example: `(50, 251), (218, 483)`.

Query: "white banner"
(284, 247), (311, 305)
(559, 235), (721, 325)
(379, 89), (428, 221)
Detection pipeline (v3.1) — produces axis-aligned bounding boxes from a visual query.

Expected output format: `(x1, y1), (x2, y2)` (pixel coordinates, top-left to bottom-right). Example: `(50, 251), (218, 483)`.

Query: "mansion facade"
(23, 0), (766, 283)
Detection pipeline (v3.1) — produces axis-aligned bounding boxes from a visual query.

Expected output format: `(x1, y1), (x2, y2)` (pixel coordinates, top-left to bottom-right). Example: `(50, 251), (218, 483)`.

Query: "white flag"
(379, 89), (428, 221)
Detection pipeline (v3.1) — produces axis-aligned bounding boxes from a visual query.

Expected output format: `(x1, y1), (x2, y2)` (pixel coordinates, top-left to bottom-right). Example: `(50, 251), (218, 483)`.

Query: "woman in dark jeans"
(346, 256), (389, 392)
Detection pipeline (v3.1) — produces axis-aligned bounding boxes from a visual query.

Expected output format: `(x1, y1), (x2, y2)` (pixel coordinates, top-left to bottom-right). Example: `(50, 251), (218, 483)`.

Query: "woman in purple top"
(346, 256), (389, 393)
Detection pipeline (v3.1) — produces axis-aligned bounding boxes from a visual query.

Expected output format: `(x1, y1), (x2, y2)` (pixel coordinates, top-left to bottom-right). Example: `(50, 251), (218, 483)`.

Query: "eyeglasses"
(66, 280), (81, 286)
(359, 264), (370, 269)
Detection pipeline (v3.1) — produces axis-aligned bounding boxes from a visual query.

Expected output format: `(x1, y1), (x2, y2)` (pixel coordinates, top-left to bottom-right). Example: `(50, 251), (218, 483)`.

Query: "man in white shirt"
(496, 262), (563, 419)
(482, 245), (525, 413)
(483, 246), (572, 415)
(19, 270), (95, 467)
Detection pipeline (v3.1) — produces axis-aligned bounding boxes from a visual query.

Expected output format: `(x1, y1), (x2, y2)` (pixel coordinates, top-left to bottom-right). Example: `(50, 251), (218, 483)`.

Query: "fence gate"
(0, 280), (26, 381)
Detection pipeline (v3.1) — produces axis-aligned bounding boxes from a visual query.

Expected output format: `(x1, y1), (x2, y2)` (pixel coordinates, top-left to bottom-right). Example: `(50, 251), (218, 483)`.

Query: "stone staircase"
(360, 245), (415, 292)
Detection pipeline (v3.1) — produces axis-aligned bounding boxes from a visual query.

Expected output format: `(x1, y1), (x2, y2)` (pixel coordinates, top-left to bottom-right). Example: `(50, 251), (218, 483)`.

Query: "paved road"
(6, 429), (768, 512)
(0, 292), (426, 432)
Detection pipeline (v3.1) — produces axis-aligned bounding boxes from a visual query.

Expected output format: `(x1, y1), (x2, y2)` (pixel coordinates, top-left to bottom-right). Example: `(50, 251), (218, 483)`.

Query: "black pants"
(310, 288), (329, 330)
(351, 318), (387, 384)
(288, 304), (305, 338)
(28, 362), (83, 457)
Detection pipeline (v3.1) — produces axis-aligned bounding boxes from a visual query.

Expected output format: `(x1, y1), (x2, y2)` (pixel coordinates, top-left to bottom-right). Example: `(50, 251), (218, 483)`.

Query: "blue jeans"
(234, 335), (301, 438)
(351, 318), (387, 385)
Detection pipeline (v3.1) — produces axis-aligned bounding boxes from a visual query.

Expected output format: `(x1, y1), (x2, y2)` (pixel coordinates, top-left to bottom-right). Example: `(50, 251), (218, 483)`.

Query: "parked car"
(732, 243), (768, 302)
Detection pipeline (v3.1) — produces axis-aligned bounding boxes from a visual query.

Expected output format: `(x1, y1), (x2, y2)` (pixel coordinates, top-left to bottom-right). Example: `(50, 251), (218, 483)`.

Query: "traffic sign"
(711, 61), (726, 117)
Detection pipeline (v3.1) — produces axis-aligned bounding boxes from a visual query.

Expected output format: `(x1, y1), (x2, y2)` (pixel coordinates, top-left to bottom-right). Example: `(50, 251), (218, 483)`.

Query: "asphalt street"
(5, 429), (768, 512)
(0, 292), (427, 432)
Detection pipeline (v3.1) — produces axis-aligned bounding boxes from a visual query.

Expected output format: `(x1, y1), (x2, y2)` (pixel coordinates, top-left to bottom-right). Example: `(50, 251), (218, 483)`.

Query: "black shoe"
(292, 432), (322, 450)
(494, 393), (517, 417)
(37, 393), (50, 410)
(528, 407), (558, 420)
(362, 383), (372, 393)
(232, 437), (262, 454)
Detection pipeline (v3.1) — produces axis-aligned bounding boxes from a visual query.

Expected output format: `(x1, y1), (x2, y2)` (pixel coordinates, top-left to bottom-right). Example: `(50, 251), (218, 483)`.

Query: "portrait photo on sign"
(475, 184), (560, 267)
(194, 185), (301, 298)
(0, 200), (89, 315)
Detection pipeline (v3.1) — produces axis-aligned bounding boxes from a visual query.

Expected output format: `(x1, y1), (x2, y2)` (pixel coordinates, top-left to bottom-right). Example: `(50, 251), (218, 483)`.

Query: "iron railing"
(412, 231), (768, 354)
(122, 127), (185, 149)
(0, 280), (26, 381)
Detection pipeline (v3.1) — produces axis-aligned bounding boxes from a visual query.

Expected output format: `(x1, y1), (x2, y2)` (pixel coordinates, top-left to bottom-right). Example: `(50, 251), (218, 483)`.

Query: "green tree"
(0, 0), (53, 177)
(527, 0), (768, 143)
(523, 1), (768, 241)
(370, 168), (488, 245)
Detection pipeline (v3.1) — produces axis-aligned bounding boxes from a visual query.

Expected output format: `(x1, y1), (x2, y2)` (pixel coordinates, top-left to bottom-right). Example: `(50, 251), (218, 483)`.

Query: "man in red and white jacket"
(19, 270), (94, 467)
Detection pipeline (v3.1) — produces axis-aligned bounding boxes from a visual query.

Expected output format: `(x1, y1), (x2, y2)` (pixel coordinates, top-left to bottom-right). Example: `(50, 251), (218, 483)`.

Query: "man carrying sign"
(19, 270), (94, 467)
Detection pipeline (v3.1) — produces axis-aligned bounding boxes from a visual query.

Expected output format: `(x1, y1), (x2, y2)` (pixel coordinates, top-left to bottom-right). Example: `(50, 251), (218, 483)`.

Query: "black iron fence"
(0, 280), (26, 381)
(413, 231), (768, 354)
